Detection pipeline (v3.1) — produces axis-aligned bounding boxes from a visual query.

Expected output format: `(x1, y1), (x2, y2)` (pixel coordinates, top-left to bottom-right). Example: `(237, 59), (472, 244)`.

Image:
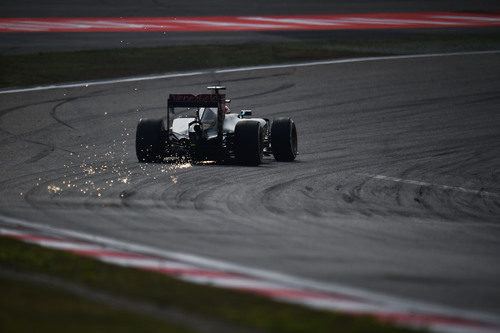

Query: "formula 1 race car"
(136, 86), (297, 165)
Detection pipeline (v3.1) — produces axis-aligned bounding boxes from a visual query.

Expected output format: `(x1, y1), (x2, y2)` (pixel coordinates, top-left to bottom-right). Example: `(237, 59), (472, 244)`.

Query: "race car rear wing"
(166, 92), (227, 143)
(167, 94), (224, 108)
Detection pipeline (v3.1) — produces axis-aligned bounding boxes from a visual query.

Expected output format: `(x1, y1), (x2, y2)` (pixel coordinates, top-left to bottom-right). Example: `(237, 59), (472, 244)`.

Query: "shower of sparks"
(26, 121), (196, 200)
(118, 177), (129, 184)
(47, 185), (62, 194)
(175, 163), (192, 169)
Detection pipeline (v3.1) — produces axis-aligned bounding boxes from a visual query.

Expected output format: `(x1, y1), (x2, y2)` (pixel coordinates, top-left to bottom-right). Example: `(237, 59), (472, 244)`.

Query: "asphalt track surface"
(1, 51), (499, 321)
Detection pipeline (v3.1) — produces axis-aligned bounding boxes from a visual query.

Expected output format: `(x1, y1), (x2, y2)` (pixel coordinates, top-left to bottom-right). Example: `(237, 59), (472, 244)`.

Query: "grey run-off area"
(0, 52), (499, 318)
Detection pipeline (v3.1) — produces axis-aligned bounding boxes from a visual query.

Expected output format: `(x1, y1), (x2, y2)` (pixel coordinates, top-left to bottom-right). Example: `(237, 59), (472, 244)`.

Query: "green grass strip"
(1, 32), (499, 89)
(0, 274), (195, 333)
(0, 236), (421, 332)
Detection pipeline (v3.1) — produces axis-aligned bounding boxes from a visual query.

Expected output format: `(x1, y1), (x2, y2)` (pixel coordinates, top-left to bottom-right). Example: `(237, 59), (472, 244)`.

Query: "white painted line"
(180, 275), (289, 290)
(17, 20), (93, 29)
(173, 19), (289, 29)
(241, 16), (345, 26)
(1, 214), (499, 328)
(0, 71), (206, 95)
(29, 239), (103, 251)
(432, 16), (500, 22)
(1, 50), (499, 95)
(71, 20), (151, 29)
(335, 17), (459, 26)
(0, 228), (29, 236)
(288, 297), (389, 314)
(214, 50), (500, 73)
(99, 256), (196, 270)
(361, 174), (500, 198)
(0, 23), (50, 31)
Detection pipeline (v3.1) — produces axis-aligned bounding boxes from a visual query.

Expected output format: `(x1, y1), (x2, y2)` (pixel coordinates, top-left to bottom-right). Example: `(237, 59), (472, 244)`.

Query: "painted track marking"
(361, 174), (500, 198)
(1, 50), (500, 95)
(0, 12), (499, 33)
(1, 215), (500, 333)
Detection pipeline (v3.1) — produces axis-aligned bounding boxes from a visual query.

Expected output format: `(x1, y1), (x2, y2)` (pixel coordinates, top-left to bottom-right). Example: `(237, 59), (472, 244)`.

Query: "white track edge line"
(1, 213), (499, 326)
(1, 50), (499, 95)
(0, 71), (205, 95)
(360, 174), (500, 198)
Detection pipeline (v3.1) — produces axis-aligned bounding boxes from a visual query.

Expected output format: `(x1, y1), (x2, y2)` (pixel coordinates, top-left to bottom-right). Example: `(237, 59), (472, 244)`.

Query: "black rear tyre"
(271, 118), (297, 161)
(136, 118), (166, 163)
(235, 121), (264, 166)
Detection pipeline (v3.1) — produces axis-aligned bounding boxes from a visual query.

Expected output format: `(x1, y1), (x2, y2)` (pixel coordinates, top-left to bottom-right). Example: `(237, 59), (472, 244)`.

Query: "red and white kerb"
(1, 224), (499, 333)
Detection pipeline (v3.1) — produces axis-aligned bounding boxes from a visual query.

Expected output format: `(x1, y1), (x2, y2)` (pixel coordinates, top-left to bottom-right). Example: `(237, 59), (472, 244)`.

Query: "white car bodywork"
(171, 107), (267, 140)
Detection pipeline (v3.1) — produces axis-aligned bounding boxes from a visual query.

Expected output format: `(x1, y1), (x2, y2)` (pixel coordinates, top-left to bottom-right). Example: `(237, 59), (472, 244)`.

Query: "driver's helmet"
(225, 105), (231, 114)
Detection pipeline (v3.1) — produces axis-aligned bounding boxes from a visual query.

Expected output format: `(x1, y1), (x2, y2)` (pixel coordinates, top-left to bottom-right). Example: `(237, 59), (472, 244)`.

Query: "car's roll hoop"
(207, 85), (226, 94)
